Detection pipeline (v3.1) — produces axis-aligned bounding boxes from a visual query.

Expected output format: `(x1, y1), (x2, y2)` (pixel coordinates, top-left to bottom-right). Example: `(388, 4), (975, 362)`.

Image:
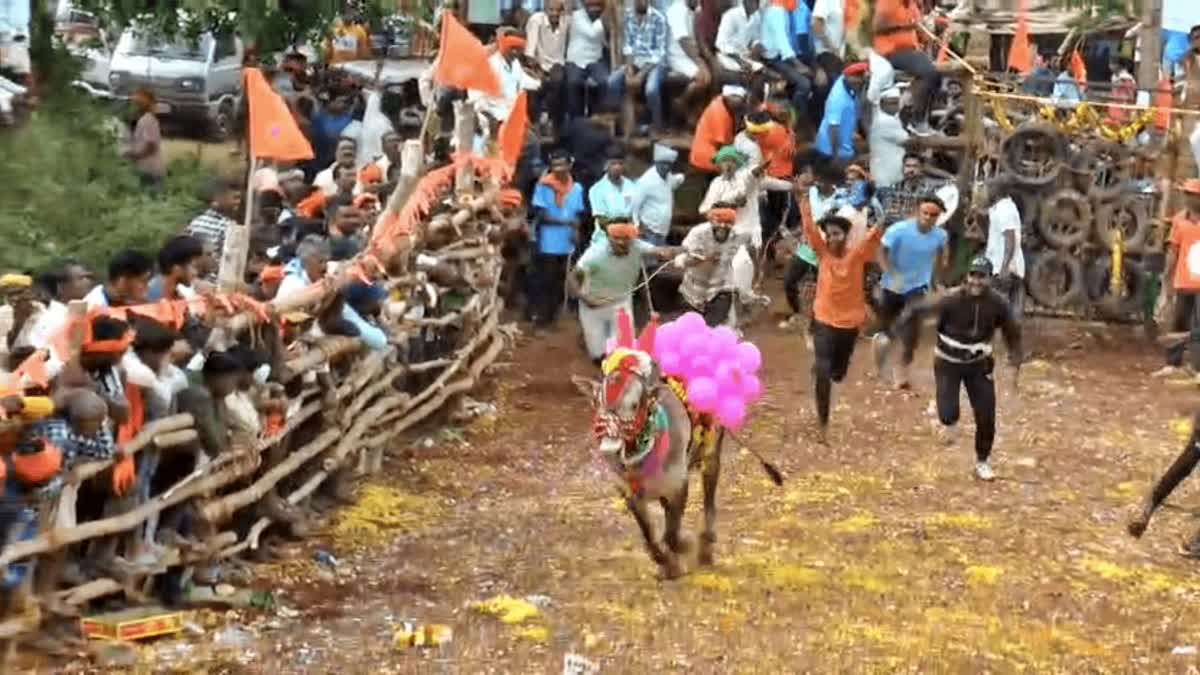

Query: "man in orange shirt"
(799, 183), (884, 444)
(689, 85), (748, 173)
(1157, 179), (1200, 377)
(872, 0), (939, 135)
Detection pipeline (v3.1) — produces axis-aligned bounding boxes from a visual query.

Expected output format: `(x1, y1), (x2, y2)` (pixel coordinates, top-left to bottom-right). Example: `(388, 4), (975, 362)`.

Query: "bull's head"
(572, 311), (660, 462)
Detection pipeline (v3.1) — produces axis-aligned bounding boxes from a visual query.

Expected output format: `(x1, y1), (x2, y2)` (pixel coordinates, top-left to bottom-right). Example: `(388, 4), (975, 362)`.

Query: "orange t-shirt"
(756, 125), (795, 179)
(802, 199), (884, 329)
(1170, 211), (1200, 291)
(689, 97), (736, 173)
(872, 0), (921, 57)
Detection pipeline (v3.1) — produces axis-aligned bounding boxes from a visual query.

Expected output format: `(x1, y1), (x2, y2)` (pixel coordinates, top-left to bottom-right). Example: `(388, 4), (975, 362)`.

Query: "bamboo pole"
(218, 157), (257, 291)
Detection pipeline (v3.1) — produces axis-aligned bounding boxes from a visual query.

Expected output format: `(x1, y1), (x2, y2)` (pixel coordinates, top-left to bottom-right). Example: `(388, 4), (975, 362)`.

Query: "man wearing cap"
(873, 193), (949, 389)
(699, 145), (769, 249)
(868, 86), (910, 188)
(632, 144), (686, 247)
(814, 62), (867, 165)
(608, 0), (669, 138)
(890, 257), (1022, 481)
(1155, 178), (1200, 378)
(568, 221), (675, 365)
(675, 206), (754, 327)
(588, 151), (637, 243)
(690, 86), (748, 173)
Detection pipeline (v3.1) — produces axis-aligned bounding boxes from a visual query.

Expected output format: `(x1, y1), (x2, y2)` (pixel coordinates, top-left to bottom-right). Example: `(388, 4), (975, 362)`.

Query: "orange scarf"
(117, 381), (145, 446)
(539, 173), (575, 207)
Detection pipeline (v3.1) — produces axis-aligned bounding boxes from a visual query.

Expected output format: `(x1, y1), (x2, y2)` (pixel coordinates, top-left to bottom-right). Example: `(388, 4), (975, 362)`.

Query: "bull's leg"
(660, 480), (691, 555)
(625, 495), (682, 579)
(698, 431), (725, 567)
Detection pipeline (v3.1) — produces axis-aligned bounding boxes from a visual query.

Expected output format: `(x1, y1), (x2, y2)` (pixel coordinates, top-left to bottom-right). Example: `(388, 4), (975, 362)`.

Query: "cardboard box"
(80, 607), (186, 642)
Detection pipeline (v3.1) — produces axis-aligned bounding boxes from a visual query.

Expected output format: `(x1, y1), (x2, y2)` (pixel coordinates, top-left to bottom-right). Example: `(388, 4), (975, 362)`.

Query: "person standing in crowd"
(872, 0), (939, 135)
(632, 144), (685, 247)
(609, 0), (668, 139)
(982, 181), (1026, 328)
(810, 0), (847, 110)
(529, 151), (586, 330)
(314, 138), (359, 196)
(1155, 179), (1200, 378)
(588, 151), (637, 241)
(891, 257), (1022, 481)
(878, 153), (945, 225)
(736, 109), (795, 244)
(121, 89), (165, 192)
(869, 87), (909, 188)
(715, 0), (763, 86)
(873, 194), (949, 388)
(28, 261), (93, 351)
(147, 235), (204, 302)
(525, 0), (569, 132)
(699, 145), (768, 249)
(187, 177), (243, 262)
(83, 250), (154, 309)
(325, 6), (373, 64)
(676, 206), (753, 327)
(759, 0), (812, 121)
(665, 0), (712, 122)
(690, 85), (747, 173)
(796, 188), (883, 444)
(564, 0), (609, 123)
(276, 236), (332, 302)
(814, 62), (867, 166)
(308, 95), (355, 181)
(568, 220), (673, 366)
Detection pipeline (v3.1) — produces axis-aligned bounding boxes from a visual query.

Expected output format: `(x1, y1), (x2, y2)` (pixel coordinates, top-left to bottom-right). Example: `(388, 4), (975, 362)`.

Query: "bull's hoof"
(664, 533), (693, 555)
(657, 557), (685, 580)
(698, 538), (715, 567)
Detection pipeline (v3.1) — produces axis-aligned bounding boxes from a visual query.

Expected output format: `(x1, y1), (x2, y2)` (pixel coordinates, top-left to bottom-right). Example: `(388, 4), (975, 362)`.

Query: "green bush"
(0, 96), (209, 275)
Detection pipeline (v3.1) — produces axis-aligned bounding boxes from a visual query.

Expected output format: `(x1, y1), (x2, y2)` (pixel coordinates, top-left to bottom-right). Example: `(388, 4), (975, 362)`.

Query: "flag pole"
(218, 155), (257, 292)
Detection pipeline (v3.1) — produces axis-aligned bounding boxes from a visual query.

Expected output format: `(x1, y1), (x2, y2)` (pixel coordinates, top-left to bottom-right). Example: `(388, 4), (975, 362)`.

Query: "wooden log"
(196, 426), (341, 525)
(337, 350), (389, 401)
(216, 467), (331, 559)
(0, 610), (39, 640)
(344, 369), (409, 422)
(154, 429), (199, 449)
(401, 299), (499, 415)
(432, 246), (492, 262)
(330, 391), (413, 465)
(0, 458), (256, 568)
(281, 336), (364, 378)
(218, 157), (258, 291)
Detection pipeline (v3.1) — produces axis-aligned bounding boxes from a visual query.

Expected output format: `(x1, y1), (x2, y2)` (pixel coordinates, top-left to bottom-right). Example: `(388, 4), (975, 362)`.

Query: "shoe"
(778, 314), (801, 330)
(1151, 365), (1181, 378)
(974, 461), (995, 481)
(937, 422), (958, 447)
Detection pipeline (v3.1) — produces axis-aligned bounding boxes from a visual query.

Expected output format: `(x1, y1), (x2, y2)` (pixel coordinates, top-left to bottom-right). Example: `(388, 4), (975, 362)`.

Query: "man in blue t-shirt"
(530, 151), (588, 329)
(873, 193), (949, 388)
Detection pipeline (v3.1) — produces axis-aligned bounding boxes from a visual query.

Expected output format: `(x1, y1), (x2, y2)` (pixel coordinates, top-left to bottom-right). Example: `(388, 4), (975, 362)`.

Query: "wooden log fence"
(0, 108), (518, 657)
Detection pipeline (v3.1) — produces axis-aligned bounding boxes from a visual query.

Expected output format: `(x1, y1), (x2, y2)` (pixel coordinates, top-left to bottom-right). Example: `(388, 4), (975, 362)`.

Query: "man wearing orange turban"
(673, 203), (755, 327)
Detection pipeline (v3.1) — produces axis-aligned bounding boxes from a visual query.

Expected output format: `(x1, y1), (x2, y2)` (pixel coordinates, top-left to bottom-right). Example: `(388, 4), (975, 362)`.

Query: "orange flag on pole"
(1070, 49), (1088, 86)
(243, 67), (314, 162)
(434, 13), (501, 96)
(1007, 0), (1033, 74)
(497, 91), (529, 169)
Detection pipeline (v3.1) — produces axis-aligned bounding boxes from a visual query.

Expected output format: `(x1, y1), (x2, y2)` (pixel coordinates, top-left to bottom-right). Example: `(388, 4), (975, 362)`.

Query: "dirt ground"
(39, 307), (1200, 674)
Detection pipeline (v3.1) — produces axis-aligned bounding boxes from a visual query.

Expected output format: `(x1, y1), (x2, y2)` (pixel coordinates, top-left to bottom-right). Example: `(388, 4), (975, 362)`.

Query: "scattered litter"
(213, 625), (256, 650)
(525, 594), (552, 608)
(215, 583), (237, 597)
(314, 550), (340, 568)
(564, 653), (600, 675)
(1173, 645), (1198, 656)
(513, 625), (549, 643)
(276, 606), (301, 619)
(393, 621), (453, 650)
(88, 641), (139, 668)
(81, 606), (186, 641)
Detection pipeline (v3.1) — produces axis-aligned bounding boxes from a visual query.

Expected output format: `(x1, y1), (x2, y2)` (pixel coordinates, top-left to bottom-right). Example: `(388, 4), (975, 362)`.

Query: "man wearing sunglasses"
(891, 256), (1022, 481)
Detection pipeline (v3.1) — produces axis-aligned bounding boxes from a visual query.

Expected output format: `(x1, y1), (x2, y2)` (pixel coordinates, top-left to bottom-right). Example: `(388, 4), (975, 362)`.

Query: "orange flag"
(1007, 0), (1033, 74)
(243, 67), (314, 162)
(1070, 49), (1088, 86)
(434, 13), (501, 96)
(1155, 76), (1174, 130)
(497, 91), (529, 169)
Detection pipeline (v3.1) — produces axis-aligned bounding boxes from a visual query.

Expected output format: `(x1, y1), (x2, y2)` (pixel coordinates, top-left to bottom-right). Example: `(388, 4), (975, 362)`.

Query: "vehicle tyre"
(1026, 250), (1085, 309)
(1001, 123), (1066, 187)
(209, 99), (235, 143)
(1094, 195), (1150, 254)
(1069, 140), (1132, 203)
(1038, 188), (1093, 249)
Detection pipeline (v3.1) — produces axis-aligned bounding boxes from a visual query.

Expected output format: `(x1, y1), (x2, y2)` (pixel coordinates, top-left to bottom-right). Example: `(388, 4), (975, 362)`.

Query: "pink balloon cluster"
(650, 312), (764, 431)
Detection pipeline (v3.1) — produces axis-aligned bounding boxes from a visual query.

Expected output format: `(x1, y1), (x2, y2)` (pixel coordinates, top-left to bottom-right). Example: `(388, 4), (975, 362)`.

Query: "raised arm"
(799, 195), (828, 259)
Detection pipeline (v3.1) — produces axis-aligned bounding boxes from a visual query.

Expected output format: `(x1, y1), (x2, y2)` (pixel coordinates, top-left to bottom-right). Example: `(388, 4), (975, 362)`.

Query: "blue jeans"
(765, 58), (813, 114)
(607, 64), (666, 131)
(565, 61), (611, 120)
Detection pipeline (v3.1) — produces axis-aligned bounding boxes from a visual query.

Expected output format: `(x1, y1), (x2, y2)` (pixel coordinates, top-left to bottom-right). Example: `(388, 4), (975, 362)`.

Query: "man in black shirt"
(892, 256), (1022, 481)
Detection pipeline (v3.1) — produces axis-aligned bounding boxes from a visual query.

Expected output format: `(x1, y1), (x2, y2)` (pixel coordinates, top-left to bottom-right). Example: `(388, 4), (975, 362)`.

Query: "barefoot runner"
(1127, 412), (1200, 555)
(890, 257), (1021, 480)
(798, 186), (884, 444)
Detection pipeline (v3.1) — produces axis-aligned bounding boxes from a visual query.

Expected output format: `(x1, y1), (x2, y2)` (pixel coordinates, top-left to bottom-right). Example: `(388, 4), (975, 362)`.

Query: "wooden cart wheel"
(1038, 188), (1093, 249)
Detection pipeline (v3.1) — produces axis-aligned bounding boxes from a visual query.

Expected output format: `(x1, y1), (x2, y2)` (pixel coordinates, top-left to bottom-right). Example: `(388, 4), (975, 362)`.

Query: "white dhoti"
(579, 298), (635, 360)
(669, 53), (701, 79)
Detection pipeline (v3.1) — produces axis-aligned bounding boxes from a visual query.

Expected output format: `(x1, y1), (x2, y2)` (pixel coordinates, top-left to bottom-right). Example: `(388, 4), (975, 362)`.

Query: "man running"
(891, 257), (1021, 481)
(1127, 412), (1200, 555)
(874, 193), (949, 388)
(676, 206), (754, 327)
(798, 186), (884, 444)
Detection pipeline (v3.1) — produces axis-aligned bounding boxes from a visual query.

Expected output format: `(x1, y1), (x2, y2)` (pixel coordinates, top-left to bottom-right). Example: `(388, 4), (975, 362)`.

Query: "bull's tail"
(723, 429), (784, 486)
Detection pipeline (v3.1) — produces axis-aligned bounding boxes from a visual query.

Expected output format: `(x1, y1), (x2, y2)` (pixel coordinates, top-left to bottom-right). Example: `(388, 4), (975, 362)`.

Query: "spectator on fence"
(2, 274), (41, 352)
(525, 0), (569, 131)
(470, 29), (543, 137)
(276, 236), (332, 303)
(55, 316), (133, 431)
(714, 0), (764, 86)
(27, 261), (93, 352)
(760, 0), (812, 123)
(315, 138), (361, 197)
(83, 250), (154, 309)
(175, 351), (245, 463)
(608, 0), (669, 139)
(327, 203), (368, 261)
(187, 177), (243, 262)
(690, 85), (747, 173)
(342, 282), (390, 351)
(529, 151), (586, 329)
(0, 424), (64, 592)
(564, 0), (610, 123)
(25, 390), (116, 465)
(148, 235), (205, 302)
(631, 144), (684, 247)
(665, 0), (712, 123)
(869, 87), (909, 188)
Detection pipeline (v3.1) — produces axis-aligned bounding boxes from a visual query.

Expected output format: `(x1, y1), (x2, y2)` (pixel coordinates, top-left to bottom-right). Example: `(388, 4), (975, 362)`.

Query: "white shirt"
(699, 167), (762, 247)
(566, 8), (606, 68)
(666, 0), (696, 68)
(314, 162), (341, 196)
(275, 269), (314, 303)
(525, 11), (569, 70)
(810, 0), (845, 58)
(733, 131), (762, 167)
(468, 52), (541, 122)
(865, 50), (896, 105)
(83, 284), (111, 309)
(985, 197), (1025, 279)
(631, 167), (685, 237)
(25, 299), (67, 350)
(869, 107), (909, 188)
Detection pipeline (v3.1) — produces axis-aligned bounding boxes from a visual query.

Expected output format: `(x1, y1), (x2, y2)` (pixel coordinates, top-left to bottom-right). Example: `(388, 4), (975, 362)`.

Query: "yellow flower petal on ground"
(965, 565), (1004, 586)
(1171, 417), (1194, 442)
(512, 625), (549, 643)
(925, 512), (992, 530)
(1078, 558), (1135, 582)
(471, 595), (541, 624)
(689, 573), (736, 593)
(832, 514), (879, 533)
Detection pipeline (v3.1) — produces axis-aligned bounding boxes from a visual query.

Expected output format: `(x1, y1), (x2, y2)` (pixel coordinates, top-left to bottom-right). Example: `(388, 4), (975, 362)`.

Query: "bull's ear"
(570, 375), (601, 400)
